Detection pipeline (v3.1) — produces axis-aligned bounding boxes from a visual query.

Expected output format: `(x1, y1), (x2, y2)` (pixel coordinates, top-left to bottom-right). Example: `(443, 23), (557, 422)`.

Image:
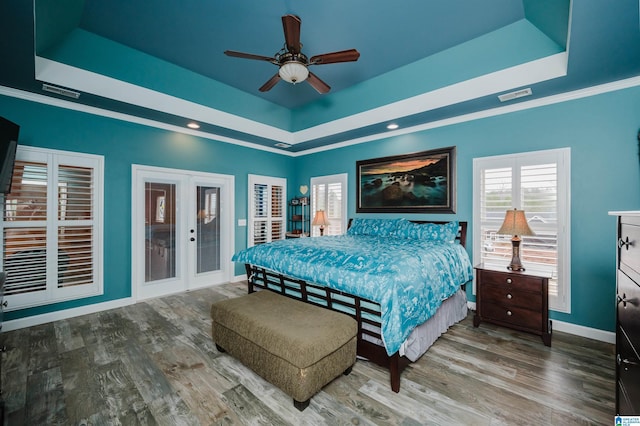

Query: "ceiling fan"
(224, 14), (360, 94)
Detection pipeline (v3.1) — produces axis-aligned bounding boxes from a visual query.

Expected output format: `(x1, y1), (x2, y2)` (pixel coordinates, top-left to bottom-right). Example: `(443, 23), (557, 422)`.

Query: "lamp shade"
(497, 208), (535, 237)
(279, 61), (309, 84)
(312, 210), (330, 227)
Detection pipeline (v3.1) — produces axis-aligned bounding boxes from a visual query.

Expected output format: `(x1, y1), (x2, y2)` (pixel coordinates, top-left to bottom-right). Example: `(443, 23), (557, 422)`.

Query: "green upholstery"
(211, 290), (357, 407)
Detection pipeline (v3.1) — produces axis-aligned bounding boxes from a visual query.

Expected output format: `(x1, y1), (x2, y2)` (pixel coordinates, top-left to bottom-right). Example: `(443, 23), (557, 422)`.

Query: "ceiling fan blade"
(282, 15), (302, 54)
(306, 72), (330, 94)
(224, 50), (277, 64)
(310, 49), (361, 65)
(259, 73), (281, 92)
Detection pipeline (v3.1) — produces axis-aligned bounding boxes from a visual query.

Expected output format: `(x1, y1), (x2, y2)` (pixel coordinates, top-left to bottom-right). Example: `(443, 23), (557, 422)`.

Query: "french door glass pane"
(145, 182), (176, 282)
(196, 185), (220, 274)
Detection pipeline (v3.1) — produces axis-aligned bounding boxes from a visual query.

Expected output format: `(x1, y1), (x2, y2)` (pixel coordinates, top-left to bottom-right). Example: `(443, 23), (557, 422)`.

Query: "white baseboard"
(2, 297), (135, 332)
(467, 302), (615, 344)
(551, 319), (615, 344)
(231, 274), (246, 283)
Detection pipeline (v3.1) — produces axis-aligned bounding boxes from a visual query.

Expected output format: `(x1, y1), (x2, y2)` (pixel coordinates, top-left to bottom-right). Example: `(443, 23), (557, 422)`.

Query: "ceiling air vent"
(42, 83), (81, 99)
(498, 88), (532, 103)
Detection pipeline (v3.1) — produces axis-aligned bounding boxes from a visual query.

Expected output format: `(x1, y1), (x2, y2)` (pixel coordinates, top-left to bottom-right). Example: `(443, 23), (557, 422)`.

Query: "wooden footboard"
(245, 263), (409, 392)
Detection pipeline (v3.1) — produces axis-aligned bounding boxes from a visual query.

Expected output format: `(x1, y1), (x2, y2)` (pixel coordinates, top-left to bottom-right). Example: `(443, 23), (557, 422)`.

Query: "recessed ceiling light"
(187, 122), (200, 129)
(275, 142), (291, 148)
(387, 123), (399, 130)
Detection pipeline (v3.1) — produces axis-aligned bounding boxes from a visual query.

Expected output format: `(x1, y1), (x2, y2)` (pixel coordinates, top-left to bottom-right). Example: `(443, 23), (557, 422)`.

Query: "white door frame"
(131, 164), (234, 301)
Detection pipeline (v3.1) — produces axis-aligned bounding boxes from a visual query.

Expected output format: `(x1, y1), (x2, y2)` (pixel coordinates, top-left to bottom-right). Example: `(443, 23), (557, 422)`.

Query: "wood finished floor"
(1, 281), (615, 425)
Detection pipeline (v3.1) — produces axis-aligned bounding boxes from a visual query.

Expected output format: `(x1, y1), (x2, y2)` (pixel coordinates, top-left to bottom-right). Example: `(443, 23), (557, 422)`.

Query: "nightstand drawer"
(481, 283), (543, 311)
(482, 303), (543, 330)
(478, 270), (543, 294)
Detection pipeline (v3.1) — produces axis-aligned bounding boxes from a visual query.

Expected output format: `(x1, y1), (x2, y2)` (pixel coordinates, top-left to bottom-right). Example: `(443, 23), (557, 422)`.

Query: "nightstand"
(473, 263), (552, 346)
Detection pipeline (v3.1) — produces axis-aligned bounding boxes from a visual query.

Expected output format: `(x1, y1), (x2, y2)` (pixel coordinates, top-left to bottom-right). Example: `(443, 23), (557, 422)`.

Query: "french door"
(132, 165), (234, 300)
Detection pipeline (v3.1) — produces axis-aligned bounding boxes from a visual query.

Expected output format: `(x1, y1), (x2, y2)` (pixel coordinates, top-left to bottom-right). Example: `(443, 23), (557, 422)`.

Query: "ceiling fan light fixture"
(279, 61), (309, 84)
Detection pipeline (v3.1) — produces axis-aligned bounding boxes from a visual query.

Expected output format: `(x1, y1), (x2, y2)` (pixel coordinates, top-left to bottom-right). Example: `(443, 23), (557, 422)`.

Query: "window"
(473, 148), (570, 312)
(2, 146), (104, 310)
(247, 175), (286, 246)
(310, 173), (347, 236)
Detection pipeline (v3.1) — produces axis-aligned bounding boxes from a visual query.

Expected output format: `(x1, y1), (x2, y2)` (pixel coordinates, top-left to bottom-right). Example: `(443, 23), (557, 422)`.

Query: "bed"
(232, 218), (473, 392)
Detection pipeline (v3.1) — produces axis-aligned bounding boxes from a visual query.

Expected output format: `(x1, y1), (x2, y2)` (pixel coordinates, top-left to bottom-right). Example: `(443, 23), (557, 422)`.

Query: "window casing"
(1, 146), (104, 310)
(473, 148), (570, 312)
(310, 173), (347, 236)
(247, 174), (286, 246)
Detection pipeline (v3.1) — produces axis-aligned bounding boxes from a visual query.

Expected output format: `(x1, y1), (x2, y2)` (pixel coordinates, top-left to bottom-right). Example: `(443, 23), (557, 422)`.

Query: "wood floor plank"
(0, 281), (615, 425)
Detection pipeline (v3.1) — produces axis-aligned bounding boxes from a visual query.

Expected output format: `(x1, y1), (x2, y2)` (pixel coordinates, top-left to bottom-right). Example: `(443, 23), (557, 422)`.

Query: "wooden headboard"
(346, 219), (468, 248)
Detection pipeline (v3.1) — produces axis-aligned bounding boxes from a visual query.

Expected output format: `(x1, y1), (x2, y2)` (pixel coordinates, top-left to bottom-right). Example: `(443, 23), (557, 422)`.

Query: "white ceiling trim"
(292, 52), (568, 144)
(297, 74), (640, 156)
(34, 52), (567, 150)
(34, 56), (294, 144)
(0, 85), (291, 155)
(4, 74), (639, 159)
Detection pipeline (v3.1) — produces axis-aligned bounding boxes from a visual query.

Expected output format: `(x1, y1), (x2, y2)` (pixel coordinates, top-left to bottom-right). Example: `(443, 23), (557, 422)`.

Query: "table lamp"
(312, 210), (330, 236)
(497, 208), (535, 271)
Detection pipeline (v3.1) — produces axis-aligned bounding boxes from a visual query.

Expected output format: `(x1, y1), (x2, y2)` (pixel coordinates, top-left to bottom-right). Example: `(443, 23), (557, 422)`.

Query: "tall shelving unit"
(286, 197), (309, 238)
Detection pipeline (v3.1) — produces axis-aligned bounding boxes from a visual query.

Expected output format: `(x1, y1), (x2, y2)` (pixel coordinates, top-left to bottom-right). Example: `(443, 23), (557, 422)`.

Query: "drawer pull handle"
(618, 293), (627, 308)
(506, 278), (512, 284)
(617, 294), (638, 308)
(618, 236), (633, 250)
(506, 293), (513, 299)
(506, 310), (512, 316)
(617, 354), (639, 367)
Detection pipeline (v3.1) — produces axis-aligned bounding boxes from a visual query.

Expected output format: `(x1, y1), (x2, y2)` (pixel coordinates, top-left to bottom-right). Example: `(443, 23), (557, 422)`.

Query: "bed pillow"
(347, 218), (405, 237)
(395, 220), (459, 243)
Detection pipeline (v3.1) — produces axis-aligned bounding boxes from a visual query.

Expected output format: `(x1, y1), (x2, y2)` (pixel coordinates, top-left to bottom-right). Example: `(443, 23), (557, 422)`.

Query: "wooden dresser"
(474, 263), (552, 346)
(609, 211), (640, 415)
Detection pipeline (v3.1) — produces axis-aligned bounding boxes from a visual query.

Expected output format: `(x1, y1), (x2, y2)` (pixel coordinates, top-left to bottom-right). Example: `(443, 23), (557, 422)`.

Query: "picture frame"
(356, 146), (456, 213)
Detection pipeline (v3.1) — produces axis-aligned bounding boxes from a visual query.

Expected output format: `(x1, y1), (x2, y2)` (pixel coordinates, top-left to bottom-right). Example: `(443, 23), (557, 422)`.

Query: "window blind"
(2, 148), (103, 309)
(247, 176), (286, 247)
(474, 149), (570, 312)
(311, 173), (347, 236)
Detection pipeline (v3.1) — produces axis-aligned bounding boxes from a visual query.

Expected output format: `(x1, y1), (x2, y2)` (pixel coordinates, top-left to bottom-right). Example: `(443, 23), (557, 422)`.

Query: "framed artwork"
(356, 146), (456, 213)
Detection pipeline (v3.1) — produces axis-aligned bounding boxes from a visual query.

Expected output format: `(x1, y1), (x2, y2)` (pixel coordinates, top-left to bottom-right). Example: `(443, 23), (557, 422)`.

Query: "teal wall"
(294, 85), (640, 332)
(0, 95), (294, 321)
(2, 84), (640, 332)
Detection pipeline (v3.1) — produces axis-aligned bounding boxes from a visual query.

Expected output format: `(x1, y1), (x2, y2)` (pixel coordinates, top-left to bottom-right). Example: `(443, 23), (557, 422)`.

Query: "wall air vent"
(42, 83), (81, 99)
(498, 88), (532, 102)
(275, 143), (291, 148)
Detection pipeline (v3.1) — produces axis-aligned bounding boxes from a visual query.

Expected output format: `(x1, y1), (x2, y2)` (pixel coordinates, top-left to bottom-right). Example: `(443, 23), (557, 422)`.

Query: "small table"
(474, 263), (552, 346)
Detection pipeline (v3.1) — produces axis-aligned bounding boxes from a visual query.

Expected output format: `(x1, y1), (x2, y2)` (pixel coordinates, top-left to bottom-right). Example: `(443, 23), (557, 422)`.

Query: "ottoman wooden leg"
(215, 344), (226, 353)
(294, 398), (310, 411)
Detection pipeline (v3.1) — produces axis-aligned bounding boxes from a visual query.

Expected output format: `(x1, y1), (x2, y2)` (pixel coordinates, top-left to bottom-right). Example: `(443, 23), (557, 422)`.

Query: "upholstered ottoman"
(210, 290), (357, 411)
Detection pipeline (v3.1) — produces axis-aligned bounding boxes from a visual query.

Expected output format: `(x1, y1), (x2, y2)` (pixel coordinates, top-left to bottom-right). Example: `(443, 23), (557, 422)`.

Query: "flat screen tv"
(0, 117), (19, 194)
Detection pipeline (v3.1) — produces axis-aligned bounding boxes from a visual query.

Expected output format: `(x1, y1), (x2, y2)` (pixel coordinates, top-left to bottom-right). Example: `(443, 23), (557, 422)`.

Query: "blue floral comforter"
(232, 234), (473, 355)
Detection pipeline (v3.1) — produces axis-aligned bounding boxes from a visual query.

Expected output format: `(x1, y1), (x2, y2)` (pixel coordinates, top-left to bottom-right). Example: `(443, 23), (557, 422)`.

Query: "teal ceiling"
(1, 0), (639, 153)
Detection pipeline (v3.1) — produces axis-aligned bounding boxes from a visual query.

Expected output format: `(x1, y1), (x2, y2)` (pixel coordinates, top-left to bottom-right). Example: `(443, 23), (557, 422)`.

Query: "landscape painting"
(356, 147), (456, 213)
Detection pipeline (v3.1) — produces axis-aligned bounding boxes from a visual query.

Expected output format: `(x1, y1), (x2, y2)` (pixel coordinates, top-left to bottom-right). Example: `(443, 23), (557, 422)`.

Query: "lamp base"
(507, 237), (526, 272)
(319, 226), (324, 236)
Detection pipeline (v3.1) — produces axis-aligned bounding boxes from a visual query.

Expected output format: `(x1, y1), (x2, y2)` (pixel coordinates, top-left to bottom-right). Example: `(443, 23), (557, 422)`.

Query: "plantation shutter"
(247, 175), (286, 247)
(310, 173), (348, 236)
(473, 148), (570, 312)
(2, 147), (103, 310)
(3, 161), (48, 295)
(57, 165), (95, 288)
